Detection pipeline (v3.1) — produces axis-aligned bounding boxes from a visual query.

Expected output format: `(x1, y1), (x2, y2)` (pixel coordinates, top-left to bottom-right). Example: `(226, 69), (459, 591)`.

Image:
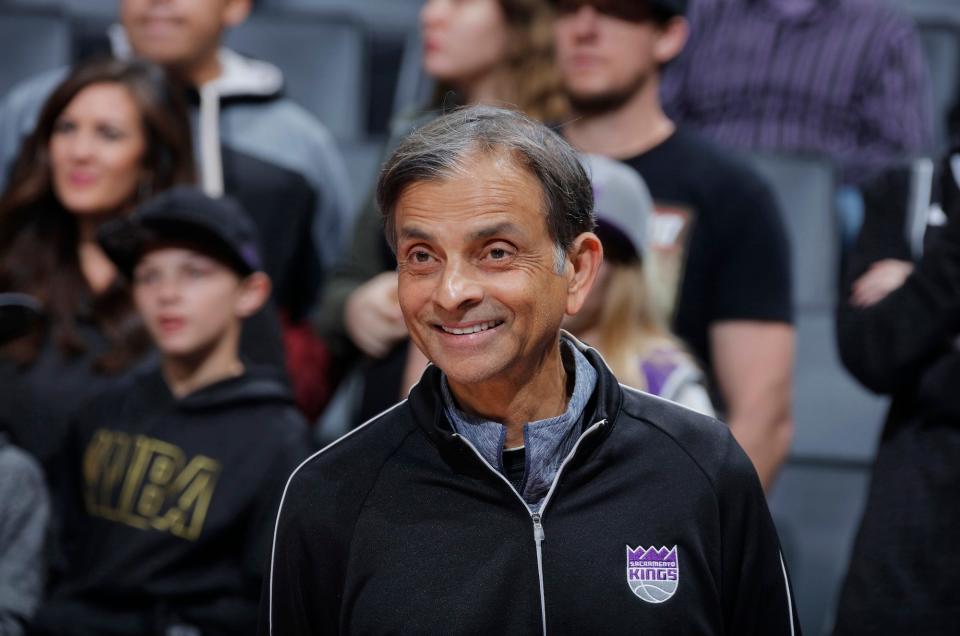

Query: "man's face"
(553, 1), (675, 112)
(395, 153), (573, 389)
(121, 0), (246, 69)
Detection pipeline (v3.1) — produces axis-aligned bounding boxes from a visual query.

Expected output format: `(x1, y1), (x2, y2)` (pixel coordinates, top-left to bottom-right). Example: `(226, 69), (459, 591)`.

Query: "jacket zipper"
(453, 419), (606, 636)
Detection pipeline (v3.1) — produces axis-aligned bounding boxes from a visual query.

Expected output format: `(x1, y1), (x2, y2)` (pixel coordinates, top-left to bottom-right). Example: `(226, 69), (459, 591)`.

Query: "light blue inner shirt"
(441, 339), (598, 512)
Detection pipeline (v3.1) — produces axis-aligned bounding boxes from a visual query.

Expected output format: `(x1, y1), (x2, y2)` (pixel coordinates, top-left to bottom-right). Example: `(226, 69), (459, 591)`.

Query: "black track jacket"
(261, 338), (800, 635)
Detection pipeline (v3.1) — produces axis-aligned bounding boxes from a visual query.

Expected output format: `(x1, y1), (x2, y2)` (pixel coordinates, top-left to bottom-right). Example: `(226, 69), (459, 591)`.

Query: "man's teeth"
(442, 321), (501, 335)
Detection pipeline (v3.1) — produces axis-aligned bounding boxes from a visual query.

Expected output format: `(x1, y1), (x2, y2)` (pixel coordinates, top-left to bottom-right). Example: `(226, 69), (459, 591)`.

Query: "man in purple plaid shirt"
(662, 0), (933, 185)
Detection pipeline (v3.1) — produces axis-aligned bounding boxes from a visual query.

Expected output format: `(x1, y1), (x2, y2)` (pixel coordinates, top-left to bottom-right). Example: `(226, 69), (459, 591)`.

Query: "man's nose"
(434, 258), (483, 312)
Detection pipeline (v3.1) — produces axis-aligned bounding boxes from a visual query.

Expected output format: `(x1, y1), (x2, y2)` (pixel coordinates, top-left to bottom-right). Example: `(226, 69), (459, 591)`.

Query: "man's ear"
(235, 271), (272, 319)
(223, 0), (253, 29)
(654, 16), (689, 66)
(564, 232), (603, 316)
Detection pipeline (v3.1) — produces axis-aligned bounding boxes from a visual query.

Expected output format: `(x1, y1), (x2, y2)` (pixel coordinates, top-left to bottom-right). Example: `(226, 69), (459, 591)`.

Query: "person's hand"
(344, 271), (408, 358)
(851, 259), (914, 308)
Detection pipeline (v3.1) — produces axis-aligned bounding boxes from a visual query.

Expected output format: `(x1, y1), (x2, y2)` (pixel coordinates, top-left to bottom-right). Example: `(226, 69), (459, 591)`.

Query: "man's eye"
(489, 248), (507, 260)
(411, 250), (432, 263)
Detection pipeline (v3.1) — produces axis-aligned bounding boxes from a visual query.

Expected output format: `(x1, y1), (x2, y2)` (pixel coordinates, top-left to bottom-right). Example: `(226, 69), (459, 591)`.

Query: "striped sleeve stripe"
(779, 550), (796, 636)
(267, 397), (410, 635)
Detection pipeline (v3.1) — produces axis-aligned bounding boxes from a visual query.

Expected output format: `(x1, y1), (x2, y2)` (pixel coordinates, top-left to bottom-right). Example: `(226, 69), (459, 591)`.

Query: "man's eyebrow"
(397, 226), (434, 243)
(468, 222), (522, 242)
(398, 221), (523, 244)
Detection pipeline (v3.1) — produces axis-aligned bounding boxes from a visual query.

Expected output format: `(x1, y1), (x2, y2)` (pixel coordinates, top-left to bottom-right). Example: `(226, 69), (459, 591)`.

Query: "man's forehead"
(397, 152), (545, 211)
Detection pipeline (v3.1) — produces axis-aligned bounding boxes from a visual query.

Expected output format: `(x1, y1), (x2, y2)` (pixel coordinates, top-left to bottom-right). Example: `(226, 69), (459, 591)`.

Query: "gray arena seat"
(0, 7), (71, 100)
(769, 462), (872, 636)
(743, 152), (839, 311)
(391, 28), (435, 121)
(2, 0), (117, 18)
(888, 0), (960, 152)
(226, 12), (369, 140)
(259, 0), (423, 34)
(916, 22), (960, 153)
(890, 0), (960, 22)
(791, 310), (888, 462)
(338, 138), (385, 210)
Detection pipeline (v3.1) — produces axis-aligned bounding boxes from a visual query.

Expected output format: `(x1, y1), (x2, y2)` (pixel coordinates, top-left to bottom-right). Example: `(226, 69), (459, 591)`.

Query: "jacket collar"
(408, 333), (622, 452)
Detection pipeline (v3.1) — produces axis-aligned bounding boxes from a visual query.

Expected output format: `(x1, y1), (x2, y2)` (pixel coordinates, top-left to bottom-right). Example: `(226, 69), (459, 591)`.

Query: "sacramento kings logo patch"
(626, 545), (679, 603)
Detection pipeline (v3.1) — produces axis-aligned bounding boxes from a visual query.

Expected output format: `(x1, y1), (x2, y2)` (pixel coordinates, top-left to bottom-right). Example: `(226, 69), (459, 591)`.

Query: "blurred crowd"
(0, 0), (957, 634)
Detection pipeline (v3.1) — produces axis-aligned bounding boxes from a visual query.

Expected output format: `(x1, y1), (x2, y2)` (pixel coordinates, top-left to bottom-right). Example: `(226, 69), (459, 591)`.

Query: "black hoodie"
(32, 363), (313, 636)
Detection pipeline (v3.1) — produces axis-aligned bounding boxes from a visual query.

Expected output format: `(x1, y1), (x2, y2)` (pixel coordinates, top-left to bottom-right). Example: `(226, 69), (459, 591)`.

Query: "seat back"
(226, 12), (369, 140)
(742, 152), (839, 311)
(0, 7), (71, 99)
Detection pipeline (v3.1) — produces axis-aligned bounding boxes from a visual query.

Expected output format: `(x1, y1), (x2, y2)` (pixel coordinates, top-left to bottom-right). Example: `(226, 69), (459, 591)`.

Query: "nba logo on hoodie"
(626, 545), (679, 603)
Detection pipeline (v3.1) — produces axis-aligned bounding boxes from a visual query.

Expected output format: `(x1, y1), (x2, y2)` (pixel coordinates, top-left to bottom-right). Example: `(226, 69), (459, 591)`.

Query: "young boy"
(31, 187), (313, 636)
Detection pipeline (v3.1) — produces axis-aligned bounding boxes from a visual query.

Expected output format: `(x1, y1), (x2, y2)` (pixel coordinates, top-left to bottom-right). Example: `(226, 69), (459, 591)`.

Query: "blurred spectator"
(0, 294), (49, 636)
(0, 433), (47, 636)
(662, 0), (933, 185)
(554, 0), (794, 489)
(314, 0), (568, 433)
(31, 188), (312, 636)
(833, 146), (960, 635)
(0, 59), (195, 471)
(564, 154), (714, 416)
(0, 0), (349, 417)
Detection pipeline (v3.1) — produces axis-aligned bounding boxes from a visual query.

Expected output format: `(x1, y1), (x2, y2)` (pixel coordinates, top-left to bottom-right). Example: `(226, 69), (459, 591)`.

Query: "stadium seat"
(391, 28), (433, 120)
(742, 152), (839, 311)
(0, 7), (71, 100)
(1, 0), (117, 18)
(338, 138), (386, 210)
(916, 23), (960, 153)
(769, 461), (872, 636)
(889, 0), (960, 22)
(888, 0), (960, 152)
(259, 0), (423, 35)
(791, 310), (888, 463)
(225, 12), (369, 141)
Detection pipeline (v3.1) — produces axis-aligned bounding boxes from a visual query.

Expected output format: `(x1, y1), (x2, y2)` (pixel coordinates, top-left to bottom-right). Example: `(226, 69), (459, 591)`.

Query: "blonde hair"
(430, 0), (569, 123)
(591, 262), (687, 390)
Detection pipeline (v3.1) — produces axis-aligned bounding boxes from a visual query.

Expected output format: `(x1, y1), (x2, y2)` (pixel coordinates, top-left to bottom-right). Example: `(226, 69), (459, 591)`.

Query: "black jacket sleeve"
(257, 464), (347, 636)
(837, 172), (960, 395)
(716, 432), (802, 635)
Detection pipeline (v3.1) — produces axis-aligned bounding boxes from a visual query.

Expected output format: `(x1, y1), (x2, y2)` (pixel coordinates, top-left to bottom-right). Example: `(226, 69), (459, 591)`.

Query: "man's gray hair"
(376, 106), (595, 272)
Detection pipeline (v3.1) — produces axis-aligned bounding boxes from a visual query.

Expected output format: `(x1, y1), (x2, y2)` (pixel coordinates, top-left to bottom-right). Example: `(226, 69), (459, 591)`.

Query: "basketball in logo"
(626, 545), (679, 603)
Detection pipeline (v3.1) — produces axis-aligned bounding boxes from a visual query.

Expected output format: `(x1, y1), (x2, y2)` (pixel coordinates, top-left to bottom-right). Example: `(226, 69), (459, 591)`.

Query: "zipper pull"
(532, 513), (545, 544)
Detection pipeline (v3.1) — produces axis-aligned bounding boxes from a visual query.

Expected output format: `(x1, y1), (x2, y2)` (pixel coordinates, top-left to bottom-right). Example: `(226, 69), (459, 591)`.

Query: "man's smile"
(437, 320), (505, 336)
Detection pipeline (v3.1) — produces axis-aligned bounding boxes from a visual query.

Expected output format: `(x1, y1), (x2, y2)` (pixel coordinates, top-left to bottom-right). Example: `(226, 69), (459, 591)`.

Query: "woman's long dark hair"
(0, 57), (195, 372)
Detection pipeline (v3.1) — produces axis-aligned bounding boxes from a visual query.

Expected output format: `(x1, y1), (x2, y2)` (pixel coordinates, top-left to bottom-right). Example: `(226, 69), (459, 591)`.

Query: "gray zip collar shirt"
(440, 338), (598, 512)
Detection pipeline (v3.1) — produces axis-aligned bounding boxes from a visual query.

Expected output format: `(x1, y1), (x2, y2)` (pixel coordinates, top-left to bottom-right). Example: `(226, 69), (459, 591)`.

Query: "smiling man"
(261, 106), (800, 635)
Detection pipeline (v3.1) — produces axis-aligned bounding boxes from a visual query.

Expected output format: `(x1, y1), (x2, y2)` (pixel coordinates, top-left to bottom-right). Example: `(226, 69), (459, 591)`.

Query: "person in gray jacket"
(0, 294), (49, 636)
(0, 0), (353, 284)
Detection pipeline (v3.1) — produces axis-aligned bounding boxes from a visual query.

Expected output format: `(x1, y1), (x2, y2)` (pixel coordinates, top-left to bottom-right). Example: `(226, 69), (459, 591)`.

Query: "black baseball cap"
(551, 0), (687, 19)
(0, 293), (42, 345)
(98, 186), (264, 278)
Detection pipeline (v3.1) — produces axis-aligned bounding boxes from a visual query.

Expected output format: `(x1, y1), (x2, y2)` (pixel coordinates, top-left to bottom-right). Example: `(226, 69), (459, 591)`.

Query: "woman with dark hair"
(0, 57), (194, 469)
(315, 0), (570, 435)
